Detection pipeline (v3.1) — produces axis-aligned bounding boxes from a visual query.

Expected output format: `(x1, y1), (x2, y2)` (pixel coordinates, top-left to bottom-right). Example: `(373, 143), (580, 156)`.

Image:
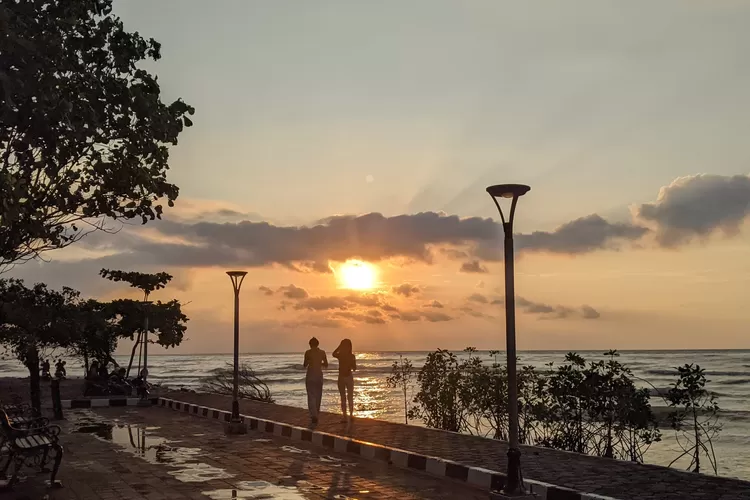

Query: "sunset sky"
(9, 0), (750, 353)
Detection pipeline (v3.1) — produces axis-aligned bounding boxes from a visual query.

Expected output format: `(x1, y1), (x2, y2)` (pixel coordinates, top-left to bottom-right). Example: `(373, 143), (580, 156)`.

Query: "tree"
(100, 269), (174, 375)
(108, 297), (188, 374)
(386, 355), (414, 424)
(66, 299), (120, 374)
(0, 0), (194, 271)
(667, 364), (721, 474)
(0, 279), (78, 411)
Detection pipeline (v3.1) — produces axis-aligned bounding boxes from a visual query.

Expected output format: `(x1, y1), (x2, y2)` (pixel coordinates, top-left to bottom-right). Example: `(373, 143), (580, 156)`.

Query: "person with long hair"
(303, 337), (328, 424)
(332, 338), (356, 422)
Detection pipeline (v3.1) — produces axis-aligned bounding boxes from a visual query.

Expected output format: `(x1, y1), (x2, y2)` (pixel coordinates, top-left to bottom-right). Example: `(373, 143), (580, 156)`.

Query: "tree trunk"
(126, 331), (142, 378)
(25, 346), (41, 414)
(83, 352), (89, 376)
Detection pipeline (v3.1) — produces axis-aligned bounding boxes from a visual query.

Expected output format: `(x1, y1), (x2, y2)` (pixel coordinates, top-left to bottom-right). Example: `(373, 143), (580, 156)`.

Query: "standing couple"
(303, 337), (356, 424)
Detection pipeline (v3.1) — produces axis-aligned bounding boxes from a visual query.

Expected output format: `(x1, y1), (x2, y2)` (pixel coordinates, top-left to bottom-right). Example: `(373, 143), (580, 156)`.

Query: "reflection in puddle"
(253, 438), (272, 443)
(203, 481), (306, 500)
(319, 455), (357, 467)
(280, 446), (310, 455)
(74, 411), (234, 483)
(203, 480), (355, 500)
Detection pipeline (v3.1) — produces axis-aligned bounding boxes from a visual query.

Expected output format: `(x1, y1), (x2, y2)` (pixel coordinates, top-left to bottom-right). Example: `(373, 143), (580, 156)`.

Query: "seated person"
(109, 368), (132, 396)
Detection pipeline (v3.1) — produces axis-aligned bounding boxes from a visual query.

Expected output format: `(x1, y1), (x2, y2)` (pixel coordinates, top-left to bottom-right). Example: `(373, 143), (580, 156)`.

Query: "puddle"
(319, 455), (357, 467)
(203, 481), (307, 500)
(203, 480), (353, 500)
(280, 446), (310, 455)
(73, 412), (234, 483)
(253, 438), (272, 443)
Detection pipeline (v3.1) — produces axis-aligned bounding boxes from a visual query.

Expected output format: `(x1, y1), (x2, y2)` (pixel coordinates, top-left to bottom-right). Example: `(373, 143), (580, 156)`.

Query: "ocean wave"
(719, 379), (750, 386)
(645, 369), (749, 377)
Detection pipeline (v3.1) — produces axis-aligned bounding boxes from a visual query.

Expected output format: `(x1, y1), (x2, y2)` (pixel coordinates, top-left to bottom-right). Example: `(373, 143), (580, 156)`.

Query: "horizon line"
(124, 348), (750, 357)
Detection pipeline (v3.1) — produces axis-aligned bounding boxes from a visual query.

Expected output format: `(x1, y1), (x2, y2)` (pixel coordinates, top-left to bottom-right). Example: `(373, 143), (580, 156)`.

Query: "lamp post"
(486, 183), (531, 497)
(226, 270), (248, 434)
(137, 299), (152, 406)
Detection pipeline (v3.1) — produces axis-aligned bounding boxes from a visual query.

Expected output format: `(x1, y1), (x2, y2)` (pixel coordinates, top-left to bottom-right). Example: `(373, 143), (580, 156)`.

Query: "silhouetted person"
(41, 359), (51, 380)
(98, 361), (109, 380)
(333, 339), (357, 422)
(88, 360), (100, 380)
(303, 337), (328, 424)
(55, 360), (66, 379)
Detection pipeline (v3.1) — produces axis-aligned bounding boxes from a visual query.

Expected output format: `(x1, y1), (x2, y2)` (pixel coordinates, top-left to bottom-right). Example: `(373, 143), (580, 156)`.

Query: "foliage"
(666, 364), (721, 474)
(66, 298), (120, 372)
(201, 363), (274, 403)
(407, 349), (470, 432)
(386, 355), (414, 424)
(109, 298), (188, 348)
(99, 269), (173, 299)
(0, 279), (79, 410)
(409, 349), (664, 466)
(0, 0), (194, 271)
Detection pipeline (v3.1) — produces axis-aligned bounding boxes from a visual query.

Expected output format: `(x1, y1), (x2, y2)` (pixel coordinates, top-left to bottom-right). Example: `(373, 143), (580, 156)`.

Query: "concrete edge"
(156, 397), (622, 500)
(59, 397), (159, 408)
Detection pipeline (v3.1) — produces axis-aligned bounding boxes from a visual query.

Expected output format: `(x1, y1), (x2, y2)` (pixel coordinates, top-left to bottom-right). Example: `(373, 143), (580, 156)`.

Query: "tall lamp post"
(138, 299), (152, 405)
(486, 183), (531, 497)
(226, 270), (248, 435)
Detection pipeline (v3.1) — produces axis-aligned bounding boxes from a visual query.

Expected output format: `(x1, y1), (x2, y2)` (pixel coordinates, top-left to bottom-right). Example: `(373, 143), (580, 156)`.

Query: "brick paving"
(5, 406), (487, 500)
(163, 390), (750, 500)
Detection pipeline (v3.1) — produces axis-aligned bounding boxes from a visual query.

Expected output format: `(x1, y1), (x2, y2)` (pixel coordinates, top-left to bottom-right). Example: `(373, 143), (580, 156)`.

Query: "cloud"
(467, 293), (489, 304)
(258, 285), (274, 296)
(582, 305), (601, 319)
(634, 174), (750, 247)
(474, 215), (649, 260)
(476, 281), (485, 288)
(424, 300), (444, 308)
(460, 260), (489, 273)
(392, 283), (421, 297)
(490, 296), (601, 320)
(278, 284), (309, 299)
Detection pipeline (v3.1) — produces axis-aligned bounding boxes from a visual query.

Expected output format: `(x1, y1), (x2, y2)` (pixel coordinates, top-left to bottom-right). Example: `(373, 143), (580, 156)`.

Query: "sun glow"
(337, 260), (378, 290)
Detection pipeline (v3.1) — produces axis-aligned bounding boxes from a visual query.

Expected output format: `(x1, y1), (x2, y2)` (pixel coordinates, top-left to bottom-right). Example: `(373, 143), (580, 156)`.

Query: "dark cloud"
(153, 211), (498, 268)
(582, 305), (601, 319)
(392, 283), (421, 297)
(334, 311), (387, 325)
(440, 248), (469, 260)
(490, 296), (601, 320)
(460, 260), (489, 273)
(478, 215), (648, 259)
(278, 284), (309, 299)
(258, 285), (274, 296)
(467, 293), (488, 304)
(634, 174), (750, 247)
(424, 300), (444, 309)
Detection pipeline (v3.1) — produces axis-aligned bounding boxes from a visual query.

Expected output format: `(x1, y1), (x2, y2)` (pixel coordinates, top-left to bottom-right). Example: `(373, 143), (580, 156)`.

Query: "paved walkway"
(7, 406), (487, 500)
(163, 390), (750, 500)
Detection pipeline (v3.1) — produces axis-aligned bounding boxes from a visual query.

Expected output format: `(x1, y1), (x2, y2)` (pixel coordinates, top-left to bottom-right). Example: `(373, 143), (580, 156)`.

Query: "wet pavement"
(4, 406), (487, 499)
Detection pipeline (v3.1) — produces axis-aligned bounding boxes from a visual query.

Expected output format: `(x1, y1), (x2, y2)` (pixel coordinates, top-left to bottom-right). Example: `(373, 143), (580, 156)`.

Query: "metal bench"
(0, 410), (63, 489)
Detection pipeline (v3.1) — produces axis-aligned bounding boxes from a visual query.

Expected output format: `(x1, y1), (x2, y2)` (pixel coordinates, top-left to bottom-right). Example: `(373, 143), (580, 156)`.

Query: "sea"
(2, 350), (749, 480)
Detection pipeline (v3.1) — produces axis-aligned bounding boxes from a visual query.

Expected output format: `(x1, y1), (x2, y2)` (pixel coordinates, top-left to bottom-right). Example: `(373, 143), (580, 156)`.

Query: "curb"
(157, 397), (619, 500)
(60, 397), (159, 408)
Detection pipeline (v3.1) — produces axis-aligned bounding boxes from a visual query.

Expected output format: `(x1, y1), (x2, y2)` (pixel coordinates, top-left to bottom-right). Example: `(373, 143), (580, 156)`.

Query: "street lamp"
(226, 270), (248, 435)
(138, 300), (153, 405)
(486, 183), (531, 497)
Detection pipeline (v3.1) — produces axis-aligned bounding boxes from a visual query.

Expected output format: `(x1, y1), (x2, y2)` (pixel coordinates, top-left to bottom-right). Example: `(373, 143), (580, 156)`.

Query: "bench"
(1, 403), (50, 429)
(0, 410), (63, 489)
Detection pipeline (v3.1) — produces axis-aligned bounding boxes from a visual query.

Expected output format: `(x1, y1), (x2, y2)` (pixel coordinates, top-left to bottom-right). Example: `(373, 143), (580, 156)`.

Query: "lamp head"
(226, 271), (248, 278)
(486, 184), (531, 199)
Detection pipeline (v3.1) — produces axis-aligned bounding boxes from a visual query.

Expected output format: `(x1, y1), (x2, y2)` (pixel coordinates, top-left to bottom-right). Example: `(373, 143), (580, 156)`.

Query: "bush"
(201, 363), (273, 403)
(409, 349), (664, 465)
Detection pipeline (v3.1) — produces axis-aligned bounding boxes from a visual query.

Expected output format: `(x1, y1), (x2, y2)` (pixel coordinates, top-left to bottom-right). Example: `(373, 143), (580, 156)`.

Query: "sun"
(337, 260), (377, 290)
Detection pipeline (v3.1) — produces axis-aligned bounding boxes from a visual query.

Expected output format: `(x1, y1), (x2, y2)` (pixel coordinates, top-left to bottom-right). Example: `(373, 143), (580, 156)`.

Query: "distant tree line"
(389, 349), (721, 475)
